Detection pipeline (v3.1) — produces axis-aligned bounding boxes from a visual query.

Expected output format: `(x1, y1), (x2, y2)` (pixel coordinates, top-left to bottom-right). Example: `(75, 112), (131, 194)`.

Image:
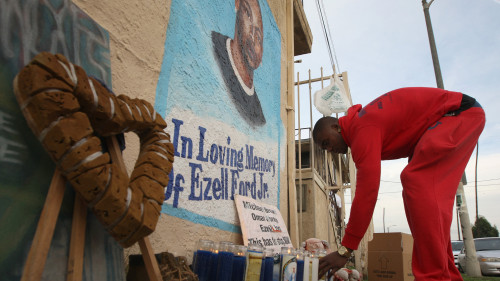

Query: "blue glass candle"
(208, 244), (220, 281)
(193, 239), (214, 281)
(232, 245), (247, 281)
(217, 242), (235, 281)
(295, 250), (304, 281)
(261, 248), (274, 281)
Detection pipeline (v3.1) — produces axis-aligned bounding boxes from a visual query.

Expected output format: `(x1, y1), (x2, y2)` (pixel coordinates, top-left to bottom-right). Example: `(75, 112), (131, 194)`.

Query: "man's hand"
(318, 251), (349, 279)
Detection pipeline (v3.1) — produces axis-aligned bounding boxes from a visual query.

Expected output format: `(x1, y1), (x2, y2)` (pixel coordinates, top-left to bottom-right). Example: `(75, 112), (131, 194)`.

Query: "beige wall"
(295, 173), (343, 251)
(72, 0), (172, 174)
(312, 181), (330, 241)
(73, 0), (291, 262)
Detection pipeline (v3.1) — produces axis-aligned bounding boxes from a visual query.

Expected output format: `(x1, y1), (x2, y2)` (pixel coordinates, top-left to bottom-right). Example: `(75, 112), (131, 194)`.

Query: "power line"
(319, 0), (341, 73)
(314, 0), (340, 74)
(380, 180), (401, 184)
(475, 178), (500, 182)
(381, 178), (500, 184)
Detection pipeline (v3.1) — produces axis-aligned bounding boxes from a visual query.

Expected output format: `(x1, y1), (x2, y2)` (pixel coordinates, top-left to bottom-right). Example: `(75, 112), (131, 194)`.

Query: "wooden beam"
(286, 0), (299, 248)
(325, 185), (351, 190)
(106, 136), (162, 281)
(139, 238), (163, 281)
(294, 73), (344, 86)
(67, 195), (87, 281)
(21, 169), (66, 281)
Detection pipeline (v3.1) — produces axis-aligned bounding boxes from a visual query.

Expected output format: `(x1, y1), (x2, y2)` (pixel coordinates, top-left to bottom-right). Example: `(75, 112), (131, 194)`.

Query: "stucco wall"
(72, 0), (171, 174)
(312, 182), (331, 241)
(73, 0), (290, 262)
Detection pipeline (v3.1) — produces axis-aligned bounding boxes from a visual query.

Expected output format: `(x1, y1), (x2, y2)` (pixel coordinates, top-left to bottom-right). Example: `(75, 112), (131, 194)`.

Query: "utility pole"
(457, 183), (481, 276)
(383, 207), (386, 233)
(422, 0), (444, 89)
(421, 0), (481, 276)
(475, 143), (479, 221)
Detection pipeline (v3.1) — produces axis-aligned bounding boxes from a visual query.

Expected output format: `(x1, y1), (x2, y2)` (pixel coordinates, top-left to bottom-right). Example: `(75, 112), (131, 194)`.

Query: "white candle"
(303, 252), (310, 281)
(318, 249), (327, 281)
(311, 253), (319, 281)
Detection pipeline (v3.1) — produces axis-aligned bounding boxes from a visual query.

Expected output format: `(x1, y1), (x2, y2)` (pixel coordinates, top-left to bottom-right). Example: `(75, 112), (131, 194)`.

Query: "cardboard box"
(368, 232), (414, 281)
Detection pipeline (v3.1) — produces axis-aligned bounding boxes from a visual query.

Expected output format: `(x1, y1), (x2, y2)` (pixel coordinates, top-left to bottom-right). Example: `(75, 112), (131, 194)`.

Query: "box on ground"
(368, 232), (414, 281)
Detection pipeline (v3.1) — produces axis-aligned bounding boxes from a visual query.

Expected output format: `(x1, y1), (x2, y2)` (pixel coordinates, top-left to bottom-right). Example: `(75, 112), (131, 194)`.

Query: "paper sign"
(235, 195), (292, 252)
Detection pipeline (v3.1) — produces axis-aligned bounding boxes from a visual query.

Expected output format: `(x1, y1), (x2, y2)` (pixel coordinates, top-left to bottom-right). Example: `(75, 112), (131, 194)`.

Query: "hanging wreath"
(14, 52), (174, 247)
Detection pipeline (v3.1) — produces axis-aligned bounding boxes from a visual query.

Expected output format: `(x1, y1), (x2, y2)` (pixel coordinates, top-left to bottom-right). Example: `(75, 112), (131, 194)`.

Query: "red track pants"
(400, 106), (485, 281)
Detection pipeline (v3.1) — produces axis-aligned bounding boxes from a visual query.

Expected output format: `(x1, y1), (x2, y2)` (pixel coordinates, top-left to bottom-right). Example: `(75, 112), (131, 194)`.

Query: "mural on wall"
(0, 0), (124, 280)
(155, 0), (283, 233)
(212, 0), (266, 127)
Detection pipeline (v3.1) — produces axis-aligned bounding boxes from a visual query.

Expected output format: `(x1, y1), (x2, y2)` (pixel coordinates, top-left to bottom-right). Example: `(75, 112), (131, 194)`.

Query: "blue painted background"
(155, 0), (284, 231)
(155, 0), (282, 139)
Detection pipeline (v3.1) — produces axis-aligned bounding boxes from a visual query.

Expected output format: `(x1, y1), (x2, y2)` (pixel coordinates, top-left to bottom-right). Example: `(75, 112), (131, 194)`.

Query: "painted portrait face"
(236, 0), (264, 71)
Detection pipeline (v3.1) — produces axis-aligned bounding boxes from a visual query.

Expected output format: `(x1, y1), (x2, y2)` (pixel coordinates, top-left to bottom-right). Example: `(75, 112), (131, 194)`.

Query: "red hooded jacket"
(339, 87), (463, 249)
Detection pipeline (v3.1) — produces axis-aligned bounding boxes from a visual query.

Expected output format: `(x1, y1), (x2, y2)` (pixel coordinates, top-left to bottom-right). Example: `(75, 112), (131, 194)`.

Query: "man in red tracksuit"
(314, 87), (485, 281)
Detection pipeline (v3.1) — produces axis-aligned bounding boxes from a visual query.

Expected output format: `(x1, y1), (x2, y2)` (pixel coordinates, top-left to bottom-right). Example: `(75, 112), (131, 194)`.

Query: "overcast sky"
(294, 0), (500, 240)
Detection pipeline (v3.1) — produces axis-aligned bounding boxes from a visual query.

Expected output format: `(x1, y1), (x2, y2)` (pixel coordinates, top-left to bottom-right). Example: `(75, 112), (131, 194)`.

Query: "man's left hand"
(318, 251), (349, 279)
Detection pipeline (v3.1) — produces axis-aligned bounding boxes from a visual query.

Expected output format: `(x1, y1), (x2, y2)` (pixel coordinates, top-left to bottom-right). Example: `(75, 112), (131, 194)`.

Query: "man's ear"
(235, 0), (240, 11)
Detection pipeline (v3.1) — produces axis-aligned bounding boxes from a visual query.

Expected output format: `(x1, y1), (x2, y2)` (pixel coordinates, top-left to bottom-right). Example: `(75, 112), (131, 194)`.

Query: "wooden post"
(21, 169), (66, 281)
(66, 194), (88, 281)
(138, 238), (163, 281)
(286, 0), (299, 248)
(105, 136), (163, 281)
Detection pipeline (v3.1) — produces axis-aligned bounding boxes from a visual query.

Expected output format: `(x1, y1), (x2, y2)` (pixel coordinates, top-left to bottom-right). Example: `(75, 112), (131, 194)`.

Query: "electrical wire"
(314, 0), (334, 71)
(314, 0), (340, 74)
(320, 0), (341, 73)
(381, 178), (500, 184)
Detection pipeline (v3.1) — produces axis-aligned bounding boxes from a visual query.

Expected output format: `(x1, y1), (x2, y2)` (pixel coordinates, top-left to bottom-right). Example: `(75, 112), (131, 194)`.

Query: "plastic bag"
(313, 76), (350, 115)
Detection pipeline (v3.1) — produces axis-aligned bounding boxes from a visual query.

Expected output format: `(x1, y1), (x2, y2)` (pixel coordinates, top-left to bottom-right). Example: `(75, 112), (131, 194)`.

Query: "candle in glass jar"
(232, 245), (247, 281)
(193, 239), (214, 281)
(295, 250), (304, 281)
(317, 250), (327, 281)
(302, 251), (310, 281)
(280, 247), (296, 281)
(217, 242), (235, 281)
(260, 248), (274, 281)
(208, 242), (220, 281)
(310, 252), (318, 281)
(244, 244), (264, 281)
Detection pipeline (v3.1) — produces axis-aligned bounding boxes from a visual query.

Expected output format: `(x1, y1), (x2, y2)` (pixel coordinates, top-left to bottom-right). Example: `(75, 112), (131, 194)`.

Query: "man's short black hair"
(312, 116), (339, 141)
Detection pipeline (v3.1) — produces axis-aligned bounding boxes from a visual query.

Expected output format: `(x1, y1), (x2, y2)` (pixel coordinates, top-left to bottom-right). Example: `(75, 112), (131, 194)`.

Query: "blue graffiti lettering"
(212, 178), (222, 200)
(203, 177), (212, 200)
(196, 126), (209, 162)
(180, 136), (193, 158)
(173, 174), (184, 208)
(168, 117), (276, 207)
(245, 145), (275, 177)
(231, 169), (239, 199)
(209, 143), (218, 164)
(188, 162), (203, 201)
(165, 169), (174, 200)
(171, 119), (183, 157)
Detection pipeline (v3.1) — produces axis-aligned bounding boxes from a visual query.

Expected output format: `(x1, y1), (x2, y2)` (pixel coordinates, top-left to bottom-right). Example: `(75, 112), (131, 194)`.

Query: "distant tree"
(472, 216), (499, 238)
